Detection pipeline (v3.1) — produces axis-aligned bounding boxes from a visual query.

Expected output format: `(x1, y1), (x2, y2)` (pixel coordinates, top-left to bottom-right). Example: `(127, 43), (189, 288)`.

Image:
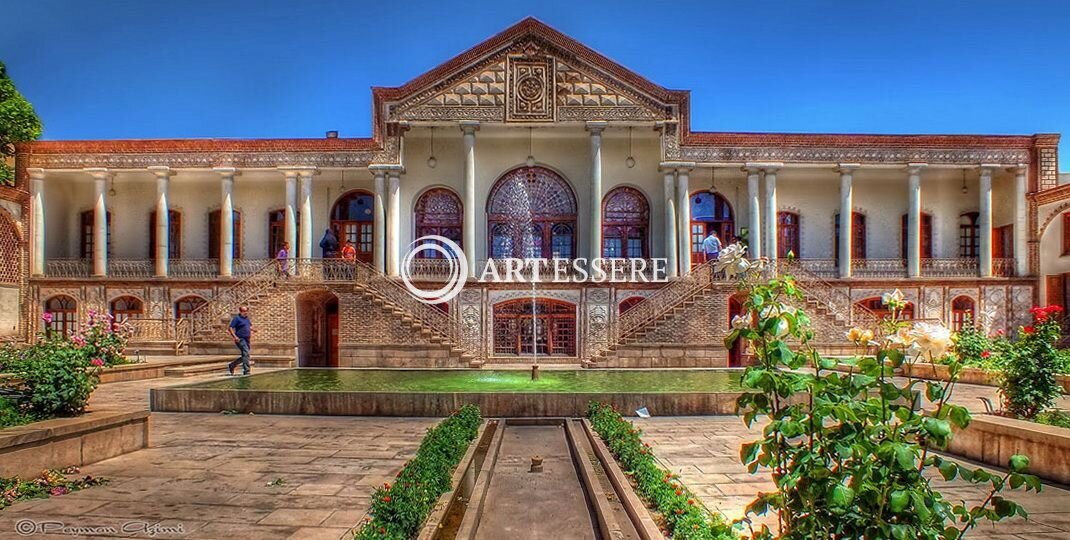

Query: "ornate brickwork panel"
(393, 61), (507, 122)
(555, 61), (663, 122)
(459, 288), (484, 358)
(679, 146), (1031, 166)
(979, 286), (1007, 334)
(1039, 146), (1059, 190)
(585, 288), (611, 356)
(337, 291), (433, 345)
(0, 211), (21, 285)
(29, 151), (377, 170)
(432, 62), (506, 107)
(1010, 285), (1034, 330)
(507, 56), (555, 122)
(920, 287), (944, 320)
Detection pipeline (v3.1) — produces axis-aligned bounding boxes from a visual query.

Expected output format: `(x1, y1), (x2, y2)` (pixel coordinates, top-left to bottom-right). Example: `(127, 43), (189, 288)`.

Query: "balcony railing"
(920, 258), (978, 278)
(44, 259), (92, 278)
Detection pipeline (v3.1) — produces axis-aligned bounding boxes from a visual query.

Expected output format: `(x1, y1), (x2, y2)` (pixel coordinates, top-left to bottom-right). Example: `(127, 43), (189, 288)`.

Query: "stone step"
(163, 361), (256, 377)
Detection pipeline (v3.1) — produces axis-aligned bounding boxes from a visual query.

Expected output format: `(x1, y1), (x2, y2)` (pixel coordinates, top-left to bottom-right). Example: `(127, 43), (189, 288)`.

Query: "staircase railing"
(589, 261), (719, 359)
(782, 259), (878, 329)
(352, 260), (473, 359)
(175, 260), (280, 352)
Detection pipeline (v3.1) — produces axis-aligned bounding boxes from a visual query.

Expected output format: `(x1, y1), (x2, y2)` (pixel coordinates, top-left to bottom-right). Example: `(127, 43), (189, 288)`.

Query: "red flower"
(382, 496), (392, 503)
(980, 351), (991, 359)
(1023, 326), (1035, 335)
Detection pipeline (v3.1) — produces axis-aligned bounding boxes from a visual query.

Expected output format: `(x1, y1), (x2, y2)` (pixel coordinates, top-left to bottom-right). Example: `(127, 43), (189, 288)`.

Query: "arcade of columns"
(25, 122), (1031, 282)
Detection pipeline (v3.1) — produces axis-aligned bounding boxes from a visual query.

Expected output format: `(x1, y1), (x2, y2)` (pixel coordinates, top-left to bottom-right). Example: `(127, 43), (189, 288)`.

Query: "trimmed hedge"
(588, 402), (736, 540)
(355, 404), (481, 539)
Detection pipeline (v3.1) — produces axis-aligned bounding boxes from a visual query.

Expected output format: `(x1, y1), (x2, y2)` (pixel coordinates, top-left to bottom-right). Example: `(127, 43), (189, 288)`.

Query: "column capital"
(906, 163), (927, 174)
(585, 121), (608, 134)
(213, 166), (240, 177)
(659, 161), (696, 173)
(744, 162), (782, 171)
(978, 163), (1001, 173)
(27, 168), (45, 180)
(836, 163), (861, 173)
(293, 166), (319, 178)
(1013, 163), (1029, 173)
(368, 164), (403, 174)
(83, 167), (111, 180)
(459, 120), (480, 134)
(147, 165), (173, 178)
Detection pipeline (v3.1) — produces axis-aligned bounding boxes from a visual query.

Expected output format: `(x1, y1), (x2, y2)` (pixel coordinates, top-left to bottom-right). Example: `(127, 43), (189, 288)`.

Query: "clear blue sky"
(2, 0), (1068, 168)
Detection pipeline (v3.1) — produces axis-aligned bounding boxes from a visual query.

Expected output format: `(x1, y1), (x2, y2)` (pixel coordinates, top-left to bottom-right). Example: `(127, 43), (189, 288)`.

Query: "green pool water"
(184, 368), (743, 393)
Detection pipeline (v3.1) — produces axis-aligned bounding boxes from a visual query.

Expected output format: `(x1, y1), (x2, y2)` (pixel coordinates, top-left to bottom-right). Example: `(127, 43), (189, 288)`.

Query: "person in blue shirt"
(227, 305), (253, 376)
(702, 230), (722, 262)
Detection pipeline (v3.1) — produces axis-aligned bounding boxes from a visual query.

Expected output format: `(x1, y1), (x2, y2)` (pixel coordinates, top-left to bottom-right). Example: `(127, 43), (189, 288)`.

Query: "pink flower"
(90, 358), (104, 367)
(49, 486), (69, 496)
(71, 335), (87, 347)
(41, 312), (53, 324)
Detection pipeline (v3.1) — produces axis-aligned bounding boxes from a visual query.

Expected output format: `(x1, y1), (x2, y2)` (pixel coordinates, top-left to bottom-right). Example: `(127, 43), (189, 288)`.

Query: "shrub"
(1035, 410), (1070, 429)
(355, 405), (481, 539)
(587, 402), (735, 540)
(1000, 306), (1063, 419)
(0, 395), (34, 429)
(950, 319), (1005, 371)
(7, 335), (101, 417)
(723, 266), (1040, 539)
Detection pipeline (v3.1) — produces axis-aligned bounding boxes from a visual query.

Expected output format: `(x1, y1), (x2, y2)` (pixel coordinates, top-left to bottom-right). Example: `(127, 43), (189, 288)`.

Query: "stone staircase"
(352, 260), (479, 367)
(176, 262), (280, 353)
(351, 288), (473, 367)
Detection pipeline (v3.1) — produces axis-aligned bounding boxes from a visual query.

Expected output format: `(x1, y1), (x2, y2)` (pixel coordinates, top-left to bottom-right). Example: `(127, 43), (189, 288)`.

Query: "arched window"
(856, 297), (914, 320)
(834, 212), (867, 260)
(414, 188), (463, 258)
(493, 298), (576, 356)
(689, 191), (734, 266)
(619, 296), (645, 314)
(109, 296), (144, 324)
(487, 167), (577, 259)
(330, 190), (375, 263)
(174, 295), (207, 320)
(959, 212), (980, 258)
(44, 295), (77, 336)
(79, 210), (112, 259)
(149, 210), (182, 260)
(208, 209), (242, 260)
(267, 209), (302, 259)
(951, 296), (975, 331)
(901, 213), (934, 259)
(602, 187), (649, 258)
(777, 211), (800, 258)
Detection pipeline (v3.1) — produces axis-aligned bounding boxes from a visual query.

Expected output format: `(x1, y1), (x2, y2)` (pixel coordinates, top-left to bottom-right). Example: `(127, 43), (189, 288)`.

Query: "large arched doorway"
(493, 298), (577, 357)
(296, 290), (339, 367)
(330, 190), (375, 263)
(487, 166), (577, 259)
(602, 186), (650, 258)
(690, 191), (734, 266)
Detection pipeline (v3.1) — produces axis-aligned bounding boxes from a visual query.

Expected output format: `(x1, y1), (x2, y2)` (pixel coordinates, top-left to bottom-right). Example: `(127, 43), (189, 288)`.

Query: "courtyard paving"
(0, 371), (1068, 538)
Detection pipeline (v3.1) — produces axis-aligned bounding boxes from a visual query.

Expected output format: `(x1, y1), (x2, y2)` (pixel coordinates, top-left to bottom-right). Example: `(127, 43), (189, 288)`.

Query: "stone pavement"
(1, 372), (1068, 539)
(0, 374), (436, 539)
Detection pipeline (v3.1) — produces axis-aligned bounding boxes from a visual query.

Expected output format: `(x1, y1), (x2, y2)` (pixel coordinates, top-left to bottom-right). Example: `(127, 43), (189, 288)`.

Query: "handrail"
(588, 260), (719, 359)
(783, 259), (879, 329)
(175, 260), (279, 352)
(351, 260), (472, 359)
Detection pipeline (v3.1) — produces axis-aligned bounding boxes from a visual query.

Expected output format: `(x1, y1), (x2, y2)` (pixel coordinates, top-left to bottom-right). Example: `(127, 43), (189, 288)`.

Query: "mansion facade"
(0, 18), (1066, 367)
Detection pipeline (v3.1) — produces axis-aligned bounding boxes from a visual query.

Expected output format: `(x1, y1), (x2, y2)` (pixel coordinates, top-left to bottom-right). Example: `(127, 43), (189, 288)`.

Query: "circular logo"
(15, 520), (37, 536)
(400, 235), (468, 304)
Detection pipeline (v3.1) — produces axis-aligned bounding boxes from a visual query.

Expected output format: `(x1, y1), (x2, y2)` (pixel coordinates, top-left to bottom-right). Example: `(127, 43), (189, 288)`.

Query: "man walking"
(227, 306), (253, 376)
(276, 241), (290, 277)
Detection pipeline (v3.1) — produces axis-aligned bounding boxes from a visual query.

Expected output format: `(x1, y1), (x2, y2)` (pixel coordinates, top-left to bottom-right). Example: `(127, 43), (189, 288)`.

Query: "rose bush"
(1000, 305), (1064, 419)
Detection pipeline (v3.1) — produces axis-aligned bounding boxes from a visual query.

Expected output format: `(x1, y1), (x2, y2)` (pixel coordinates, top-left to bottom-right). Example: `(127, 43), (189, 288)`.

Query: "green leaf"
(889, 490), (910, 513)
(1008, 454), (1030, 473)
(741, 441), (759, 464)
(895, 445), (916, 471)
(938, 460), (958, 481)
(828, 483), (855, 508)
(924, 417), (952, 438)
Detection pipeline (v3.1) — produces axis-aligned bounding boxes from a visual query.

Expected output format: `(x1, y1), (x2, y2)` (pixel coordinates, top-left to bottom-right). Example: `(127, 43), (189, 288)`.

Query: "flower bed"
(947, 413), (1070, 484)
(902, 362), (1070, 393)
(0, 467), (107, 510)
(0, 409), (150, 479)
(587, 402), (735, 540)
(355, 405), (481, 539)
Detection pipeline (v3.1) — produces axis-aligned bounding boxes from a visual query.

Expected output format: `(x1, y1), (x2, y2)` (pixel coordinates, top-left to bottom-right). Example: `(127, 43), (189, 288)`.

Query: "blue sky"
(2, 0), (1068, 168)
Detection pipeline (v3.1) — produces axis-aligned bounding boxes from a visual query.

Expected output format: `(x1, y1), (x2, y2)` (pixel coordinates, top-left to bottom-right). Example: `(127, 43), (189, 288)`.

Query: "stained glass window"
(487, 167), (576, 259)
(415, 188), (463, 258)
(602, 187), (649, 258)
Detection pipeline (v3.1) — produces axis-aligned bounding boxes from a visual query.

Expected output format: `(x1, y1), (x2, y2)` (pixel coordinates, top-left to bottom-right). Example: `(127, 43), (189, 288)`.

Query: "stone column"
(763, 166), (779, 262)
(838, 164), (858, 278)
(745, 166), (761, 259)
(27, 168), (45, 276)
(906, 164), (925, 278)
(676, 166), (692, 275)
(85, 168), (110, 277)
(587, 121), (607, 261)
(372, 168), (387, 273)
(979, 165), (995, 278)
(297, 167), (317, 260)
(387, 170), (402, 276)
(460, 122), (478, 276)
(215, 167), (239, 277)
(148, 166), (172, 278)
(1014, 164), (1028, 276)
(281, 168), (298, 272)
(663, 170), (678, 279)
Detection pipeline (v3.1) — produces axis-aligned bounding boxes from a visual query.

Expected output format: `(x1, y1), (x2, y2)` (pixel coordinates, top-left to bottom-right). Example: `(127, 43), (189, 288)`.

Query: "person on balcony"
(226, 305), (253, 376)
(320, 228), (339, 258)
(702, 230), (722, 263)
(340, 238), (356, 261)
(276, 241), (290, 276)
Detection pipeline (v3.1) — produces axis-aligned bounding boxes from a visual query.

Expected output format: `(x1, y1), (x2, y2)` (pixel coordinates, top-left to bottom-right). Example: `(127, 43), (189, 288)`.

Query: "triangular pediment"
(379, 18), (682, 124)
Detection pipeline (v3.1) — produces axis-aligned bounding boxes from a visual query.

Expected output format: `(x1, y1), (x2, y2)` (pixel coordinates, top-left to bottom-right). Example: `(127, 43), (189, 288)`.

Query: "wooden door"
(327, 312), (339, 367)
(1047, 275), (1065, 309)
